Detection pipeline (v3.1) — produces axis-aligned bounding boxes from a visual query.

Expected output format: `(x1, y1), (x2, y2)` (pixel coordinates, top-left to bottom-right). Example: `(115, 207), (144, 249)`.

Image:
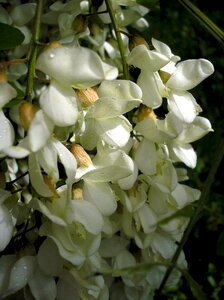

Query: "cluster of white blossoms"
(0, 1), (214, 299)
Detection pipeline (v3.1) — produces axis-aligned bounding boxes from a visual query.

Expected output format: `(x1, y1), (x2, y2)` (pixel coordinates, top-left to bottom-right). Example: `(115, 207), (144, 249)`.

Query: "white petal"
(52, 139), (77, 184)
(37, 140), (59, 182)
(29, 197), (67, 226)
(37, 238), (63, 276)
(166, 59), (214, 90)
(96, 116), (131, 148)
(168, 91), (201, 124)
(4, 256), (36, 297)
(87, 80), (141, 118)
(152, 38), (180, 62)
(101, 61), (119, 80)
(0, 255), (17, 295)
(99, 236), (129, 258)
(66, 200), (103, 235)
(40, 222), (101, 265)
(170, 142), (197, 168)
(28, 154), (54, 197)
(114, 250), (136, 269)
(138, 203), (157, 233)
(0, 204), (13, 251)
(151, 233), (176, 259)
(0, 82), (17, 109)
(57, 277), (80, 300)
(177, 116), (213, 143)
(10, 3), (36, 26)
(39, 223), (86, 266)
(135, 118), (172, 143)
(171, 184), (201, 209)
(127, 44), (169, 71)
(0, 111), (15, 151)
(98, 79), (142, 104)
(148, 187), (169, 215)
(149, 160), (178, 193)
(40, 80), (78, 127)
(28, 110), (54, 152)
(135, 139), (157, 175)
(29, 268), (57, 300)
(118, 160), (138, 190)
(0, 6), (12, 25)
(1, 145), (30, 158)
(79, 118), (99, 150)
(83, 181), (117, 216)
(36, 45), (116, 88)
(137, 71), (163, 108)
(85, 149), (134, 182)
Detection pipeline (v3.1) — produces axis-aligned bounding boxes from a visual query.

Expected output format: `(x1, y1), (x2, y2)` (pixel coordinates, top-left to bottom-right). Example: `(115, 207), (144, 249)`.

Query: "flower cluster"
(0, 1), (214, 299)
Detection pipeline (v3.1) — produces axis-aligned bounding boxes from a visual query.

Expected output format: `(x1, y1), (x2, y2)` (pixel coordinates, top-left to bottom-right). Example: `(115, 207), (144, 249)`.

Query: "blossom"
(79, 79), (142, 149)
(36, 44), (118, 88)
(128, 38), (214, 124)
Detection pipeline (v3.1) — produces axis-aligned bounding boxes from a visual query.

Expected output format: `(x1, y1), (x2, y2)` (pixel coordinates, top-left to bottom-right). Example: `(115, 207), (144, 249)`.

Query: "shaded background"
(142, 0), (224, 298)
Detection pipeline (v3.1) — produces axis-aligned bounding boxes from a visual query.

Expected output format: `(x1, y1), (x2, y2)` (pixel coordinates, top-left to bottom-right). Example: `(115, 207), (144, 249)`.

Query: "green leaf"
(0, 23), (25, 50)
(217, 231), (224, 256)
(182, 270), (208, 300)
(178, 0), (224, 49)
(136, 0), (160, 11)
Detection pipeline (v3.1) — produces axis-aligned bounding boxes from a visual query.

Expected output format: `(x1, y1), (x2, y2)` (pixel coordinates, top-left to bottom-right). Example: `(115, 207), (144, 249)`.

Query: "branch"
(25, 0), (44, 101)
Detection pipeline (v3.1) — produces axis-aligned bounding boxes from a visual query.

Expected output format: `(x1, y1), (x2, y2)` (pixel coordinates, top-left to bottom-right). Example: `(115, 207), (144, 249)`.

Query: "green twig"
(105, 0), (129, 80)
(156, 138), (224, 296)
(178, 0), (224, 49)
(25, 0), (44, 101)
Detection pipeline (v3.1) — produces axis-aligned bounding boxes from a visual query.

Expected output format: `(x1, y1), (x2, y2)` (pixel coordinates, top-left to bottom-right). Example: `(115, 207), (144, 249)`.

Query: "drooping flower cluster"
(0, 1), (214, 299)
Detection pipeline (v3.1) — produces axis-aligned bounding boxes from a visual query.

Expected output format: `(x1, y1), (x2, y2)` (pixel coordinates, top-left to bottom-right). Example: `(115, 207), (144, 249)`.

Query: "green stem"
(105, 0), (129, 80)
(25, 0), (44, 101)
(156, 138), (224, 296)
(178, 0), (224, 49)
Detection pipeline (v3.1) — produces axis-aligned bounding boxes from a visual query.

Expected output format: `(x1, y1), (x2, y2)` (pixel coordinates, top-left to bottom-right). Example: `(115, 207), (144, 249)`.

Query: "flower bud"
(70, 144), (92, 167)
(19, 102), (39, 130)
(129, 35), (149, 51)
(137, 105), (157, 122)
(76, 87), (99, 107)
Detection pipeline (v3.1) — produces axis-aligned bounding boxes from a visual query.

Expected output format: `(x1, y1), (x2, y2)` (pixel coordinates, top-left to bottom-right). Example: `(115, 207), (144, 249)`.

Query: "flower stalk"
(25, 0), (44, 101)
(105, 0), (129, 80)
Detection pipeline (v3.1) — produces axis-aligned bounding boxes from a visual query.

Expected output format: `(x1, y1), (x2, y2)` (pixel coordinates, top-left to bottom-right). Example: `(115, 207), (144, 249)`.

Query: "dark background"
(144, 0), (224, 298)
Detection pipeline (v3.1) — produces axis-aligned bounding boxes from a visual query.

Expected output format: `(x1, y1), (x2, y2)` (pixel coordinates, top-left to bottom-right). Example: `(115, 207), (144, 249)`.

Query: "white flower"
(80, 80), (142, 149)
(39, 221), (101, 266)
(167, 116), (213, 168)
(127, 43), (169, 108)
(36, 44), (118, 88)
(28, 138), (77, 197)
(162, 56), (214, 123)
